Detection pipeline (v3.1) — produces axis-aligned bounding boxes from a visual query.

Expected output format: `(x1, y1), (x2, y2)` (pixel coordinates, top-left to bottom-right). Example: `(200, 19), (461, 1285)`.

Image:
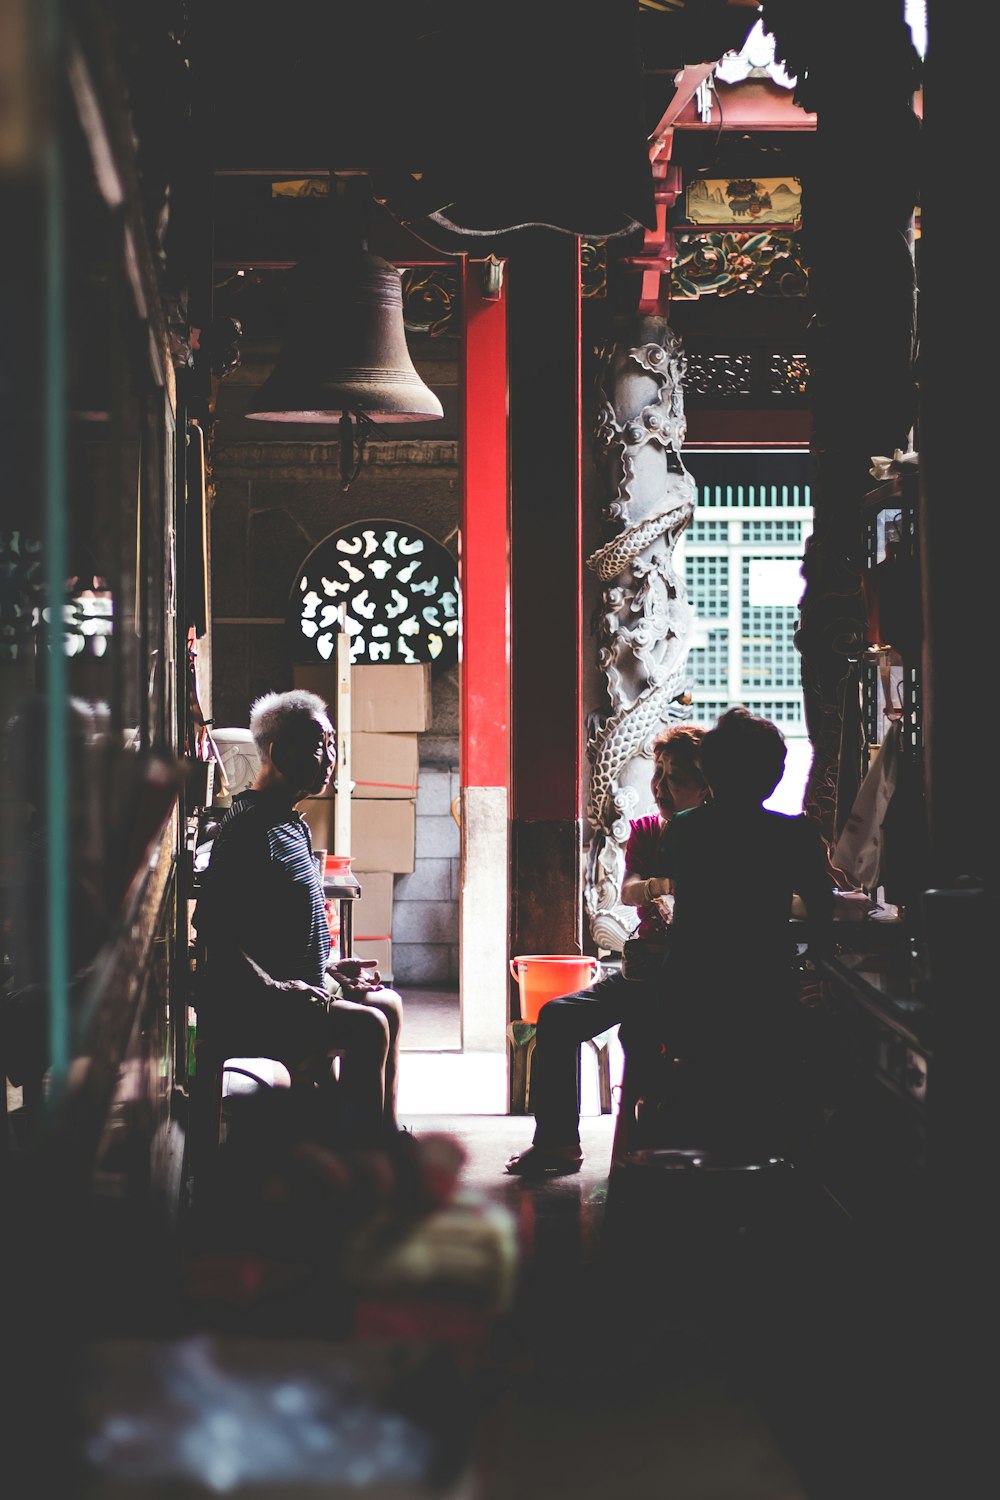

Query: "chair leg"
(515, 1037), (614, 1118)
(512, 1034), (613, 1117)
(598, 1046), (613, 1113)
(610, 1054), (640, 1164)
(190, 1038), (224, 1188)
(585, 1039), (613, 1114)
(523, 1033), (537, 1114)
(509, 1032), (533, 1115)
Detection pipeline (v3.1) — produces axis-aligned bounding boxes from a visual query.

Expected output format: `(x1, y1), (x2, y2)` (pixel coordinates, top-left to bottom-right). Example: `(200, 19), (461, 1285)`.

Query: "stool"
(185, 933), (314, 1191)
(507, 1021), (613, 1116)
(188, 1027), (227, 1185)
(611, 1047), (799, 1177)
(187, 1024), (314, 1194)
(606, 1049), (797, 1260)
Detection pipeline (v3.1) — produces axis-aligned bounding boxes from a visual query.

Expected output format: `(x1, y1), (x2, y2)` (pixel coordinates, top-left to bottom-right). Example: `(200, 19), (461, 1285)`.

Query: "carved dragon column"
(584, 318), (696, 952)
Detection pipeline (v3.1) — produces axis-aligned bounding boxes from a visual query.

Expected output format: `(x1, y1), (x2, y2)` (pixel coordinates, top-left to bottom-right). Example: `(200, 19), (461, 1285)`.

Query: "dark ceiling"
(205, 0), (765, 240)
(199, 0), (825, 391)
(207, 0), (763, 169)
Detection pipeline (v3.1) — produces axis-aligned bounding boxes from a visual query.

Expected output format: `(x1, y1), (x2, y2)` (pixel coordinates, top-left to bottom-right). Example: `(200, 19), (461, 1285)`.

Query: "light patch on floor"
(397, 1050), (509, 1114)
(398, 1031), (624, 1118)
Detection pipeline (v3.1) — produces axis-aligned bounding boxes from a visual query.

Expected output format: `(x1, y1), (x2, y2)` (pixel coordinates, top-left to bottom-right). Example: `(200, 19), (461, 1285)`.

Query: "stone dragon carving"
(584, 317), (697, 952)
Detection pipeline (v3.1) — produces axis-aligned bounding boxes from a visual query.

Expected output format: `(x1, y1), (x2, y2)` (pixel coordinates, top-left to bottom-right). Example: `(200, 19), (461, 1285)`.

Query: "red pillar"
(460, 261), (509, 792)
(459, 257), (511, 1057)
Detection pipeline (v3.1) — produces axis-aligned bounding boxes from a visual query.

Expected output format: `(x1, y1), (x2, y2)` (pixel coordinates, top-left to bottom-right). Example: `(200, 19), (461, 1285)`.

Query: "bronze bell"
(246, 246), (443, 425)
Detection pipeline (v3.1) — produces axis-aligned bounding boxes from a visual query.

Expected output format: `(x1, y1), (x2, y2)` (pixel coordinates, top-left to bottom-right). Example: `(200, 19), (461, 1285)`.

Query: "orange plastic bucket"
(509, 954), (601, 1023)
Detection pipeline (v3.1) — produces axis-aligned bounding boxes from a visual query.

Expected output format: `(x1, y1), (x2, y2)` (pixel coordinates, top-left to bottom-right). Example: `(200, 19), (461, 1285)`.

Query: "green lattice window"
(686, 554), (728, 617)
(689, 700), (729, 724)
(744, 699), (804, 726)
(741, 518), (809, 545)
(688, 518), (729, 544)
(689, 628), (729, 690)
(696, 482), (810, 508)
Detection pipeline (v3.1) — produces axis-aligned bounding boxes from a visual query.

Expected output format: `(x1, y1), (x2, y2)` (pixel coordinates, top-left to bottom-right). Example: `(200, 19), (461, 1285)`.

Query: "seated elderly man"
(194, 689), (403, 1146)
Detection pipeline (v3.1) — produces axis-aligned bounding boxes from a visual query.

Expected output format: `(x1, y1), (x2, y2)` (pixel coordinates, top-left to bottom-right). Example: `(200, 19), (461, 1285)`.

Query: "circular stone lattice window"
(289, 520), (459, 668)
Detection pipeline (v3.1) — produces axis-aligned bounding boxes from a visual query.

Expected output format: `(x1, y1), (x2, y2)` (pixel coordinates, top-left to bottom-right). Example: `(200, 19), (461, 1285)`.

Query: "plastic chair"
(507, 1021), (613, 1116)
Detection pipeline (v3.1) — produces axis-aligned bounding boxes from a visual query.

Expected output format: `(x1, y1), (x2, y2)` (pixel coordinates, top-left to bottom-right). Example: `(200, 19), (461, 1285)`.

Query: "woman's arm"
(621, 871), (671, 907)
(621, 816), (672, 908)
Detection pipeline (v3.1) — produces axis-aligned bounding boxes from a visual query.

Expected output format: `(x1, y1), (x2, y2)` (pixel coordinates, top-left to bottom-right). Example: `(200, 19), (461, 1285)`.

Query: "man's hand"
(327, 957), (383, 996)
(281, 977), (334, 1010)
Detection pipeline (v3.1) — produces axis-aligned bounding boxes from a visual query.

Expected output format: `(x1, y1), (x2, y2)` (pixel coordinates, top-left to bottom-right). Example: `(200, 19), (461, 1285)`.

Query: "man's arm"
(242, 948), (330, 1005)
(199, 938), (329, 1014)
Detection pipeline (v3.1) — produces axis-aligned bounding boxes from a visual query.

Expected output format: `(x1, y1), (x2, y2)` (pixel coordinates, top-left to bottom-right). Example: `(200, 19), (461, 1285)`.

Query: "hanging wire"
(339, 409), (384, 492)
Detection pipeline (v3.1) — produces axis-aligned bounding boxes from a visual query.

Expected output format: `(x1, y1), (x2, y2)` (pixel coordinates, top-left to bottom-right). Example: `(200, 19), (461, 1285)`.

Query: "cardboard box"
(352, 663), (431, 732)
(353, 870), (395, 939)
(351, 733), (419, 800)
(353, 936), (393, 982)
(291, 664), (341, 713)
(298, 796), (335, 851)
(293, 662), (430, 733)
(351, 799), (416, 874)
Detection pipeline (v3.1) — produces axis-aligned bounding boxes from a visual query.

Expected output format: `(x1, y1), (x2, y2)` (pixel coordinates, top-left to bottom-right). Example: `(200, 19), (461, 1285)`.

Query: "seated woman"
(504, 724), (708, 1178)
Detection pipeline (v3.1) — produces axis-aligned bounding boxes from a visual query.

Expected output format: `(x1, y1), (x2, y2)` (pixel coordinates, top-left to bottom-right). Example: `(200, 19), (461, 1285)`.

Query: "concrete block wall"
(392, 750), (461, 985)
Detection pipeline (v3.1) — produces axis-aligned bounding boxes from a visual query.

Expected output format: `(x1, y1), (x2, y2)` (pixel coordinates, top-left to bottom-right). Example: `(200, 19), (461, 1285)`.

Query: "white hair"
(248, 689), (329, 757)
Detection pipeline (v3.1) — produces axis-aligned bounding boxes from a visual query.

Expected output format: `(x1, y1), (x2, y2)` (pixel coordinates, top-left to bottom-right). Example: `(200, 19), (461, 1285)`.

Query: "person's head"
(699, 706), (786, 806)
(650, 723), (708, 818)
(249, 689), (334, 801)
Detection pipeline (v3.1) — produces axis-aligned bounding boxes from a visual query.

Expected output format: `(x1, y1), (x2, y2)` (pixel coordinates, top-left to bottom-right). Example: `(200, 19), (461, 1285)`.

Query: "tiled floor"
(398, 1107), (933, 1500)
(392, 988), (934, 1500)
(24, 988), (934, 1499)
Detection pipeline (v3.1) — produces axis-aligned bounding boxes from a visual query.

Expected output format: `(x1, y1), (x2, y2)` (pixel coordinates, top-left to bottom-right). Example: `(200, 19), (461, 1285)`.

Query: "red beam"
(684, 409), (811, 446)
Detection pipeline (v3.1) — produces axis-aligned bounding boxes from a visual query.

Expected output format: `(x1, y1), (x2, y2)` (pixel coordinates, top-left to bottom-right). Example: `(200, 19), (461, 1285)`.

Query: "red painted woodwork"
(460, 260), (510, 791)
(684, 409), (812, 446)
(670, 79), (817, 131)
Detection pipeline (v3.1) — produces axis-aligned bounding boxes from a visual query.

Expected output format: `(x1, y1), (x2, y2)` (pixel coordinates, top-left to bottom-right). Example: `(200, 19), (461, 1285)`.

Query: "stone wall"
(392, 753), (461, 985)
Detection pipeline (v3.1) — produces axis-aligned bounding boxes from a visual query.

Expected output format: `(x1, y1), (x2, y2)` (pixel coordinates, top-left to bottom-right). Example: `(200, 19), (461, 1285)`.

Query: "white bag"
(831, 720), (902, 890)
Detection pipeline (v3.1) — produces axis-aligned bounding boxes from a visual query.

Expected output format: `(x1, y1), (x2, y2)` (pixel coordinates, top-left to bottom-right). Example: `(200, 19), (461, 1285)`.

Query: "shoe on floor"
(504, 1144), (583, 1178)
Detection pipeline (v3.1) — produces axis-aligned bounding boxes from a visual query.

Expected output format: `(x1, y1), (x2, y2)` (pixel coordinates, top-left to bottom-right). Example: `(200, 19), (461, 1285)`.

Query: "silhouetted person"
(643, 706), (834, 1153)
(505, 725), (708, 1177)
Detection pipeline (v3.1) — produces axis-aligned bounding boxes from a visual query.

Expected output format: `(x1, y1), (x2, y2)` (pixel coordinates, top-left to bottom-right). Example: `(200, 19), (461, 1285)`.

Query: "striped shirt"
(194, 788), (330, 989)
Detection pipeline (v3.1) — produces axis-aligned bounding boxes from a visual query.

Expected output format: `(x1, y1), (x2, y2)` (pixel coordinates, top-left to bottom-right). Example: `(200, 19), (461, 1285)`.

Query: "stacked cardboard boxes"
(351, 665), (429, 980)
(350, 870), (394, 981)
(294, 662), (430, 981)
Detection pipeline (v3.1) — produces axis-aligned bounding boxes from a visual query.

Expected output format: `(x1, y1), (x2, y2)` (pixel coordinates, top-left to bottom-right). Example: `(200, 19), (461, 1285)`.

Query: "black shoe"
(504, 1145), (583, 1178)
